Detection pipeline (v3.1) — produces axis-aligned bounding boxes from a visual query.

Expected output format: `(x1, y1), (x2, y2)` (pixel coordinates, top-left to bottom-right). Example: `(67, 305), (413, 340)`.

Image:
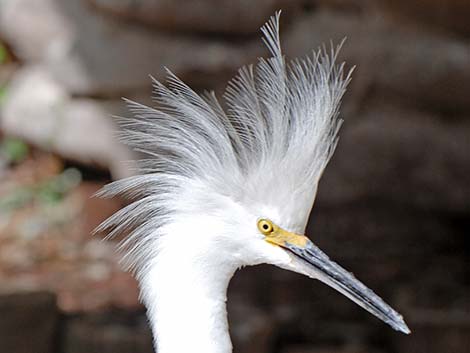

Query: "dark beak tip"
(397, 321), (411, 335)
(386, 312), (410, 335)
(287, 241), (412, 336)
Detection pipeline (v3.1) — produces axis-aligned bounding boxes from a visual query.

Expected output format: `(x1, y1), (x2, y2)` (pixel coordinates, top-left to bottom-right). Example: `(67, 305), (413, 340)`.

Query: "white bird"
(97, 12), (410, 353)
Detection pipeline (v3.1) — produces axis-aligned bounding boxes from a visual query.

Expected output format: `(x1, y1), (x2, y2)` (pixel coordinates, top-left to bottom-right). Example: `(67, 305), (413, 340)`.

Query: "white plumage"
(97, 12), (409, 353)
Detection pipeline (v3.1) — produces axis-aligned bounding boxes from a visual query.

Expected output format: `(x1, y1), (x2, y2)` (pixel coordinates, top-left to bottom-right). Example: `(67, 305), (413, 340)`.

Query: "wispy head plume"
(96, 11), (353, 274)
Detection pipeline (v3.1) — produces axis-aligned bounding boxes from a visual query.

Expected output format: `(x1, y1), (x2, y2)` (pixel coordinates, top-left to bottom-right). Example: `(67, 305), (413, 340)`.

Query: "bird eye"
(257, 219), (274, 235)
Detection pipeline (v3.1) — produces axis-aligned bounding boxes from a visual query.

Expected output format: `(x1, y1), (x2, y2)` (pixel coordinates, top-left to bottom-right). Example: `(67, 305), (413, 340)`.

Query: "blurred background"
(0, 1), (469, 352)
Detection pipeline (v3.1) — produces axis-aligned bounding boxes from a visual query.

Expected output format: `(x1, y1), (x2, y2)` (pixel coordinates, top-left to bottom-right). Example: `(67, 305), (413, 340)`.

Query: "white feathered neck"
(96, 11), (351, 276)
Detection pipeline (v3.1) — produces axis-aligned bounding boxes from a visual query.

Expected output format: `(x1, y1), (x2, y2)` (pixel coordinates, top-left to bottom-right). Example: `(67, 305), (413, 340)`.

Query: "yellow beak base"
(263, 223), (309, 248)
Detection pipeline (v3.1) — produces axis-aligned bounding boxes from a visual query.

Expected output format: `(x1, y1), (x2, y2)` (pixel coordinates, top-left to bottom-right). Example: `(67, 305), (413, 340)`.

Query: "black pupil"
(263, 224), (269, 230)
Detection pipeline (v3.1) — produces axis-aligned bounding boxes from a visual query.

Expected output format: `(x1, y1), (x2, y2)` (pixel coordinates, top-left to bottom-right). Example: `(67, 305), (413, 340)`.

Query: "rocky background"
(0, 1), (469, 353)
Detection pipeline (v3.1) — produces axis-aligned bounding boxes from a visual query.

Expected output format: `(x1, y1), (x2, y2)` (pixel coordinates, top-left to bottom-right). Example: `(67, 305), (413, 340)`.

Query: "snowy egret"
(97, 12), (409, 353)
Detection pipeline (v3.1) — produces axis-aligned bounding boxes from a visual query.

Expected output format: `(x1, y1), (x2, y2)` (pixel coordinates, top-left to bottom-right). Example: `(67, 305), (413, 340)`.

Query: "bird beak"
(265, 228), (410, 334)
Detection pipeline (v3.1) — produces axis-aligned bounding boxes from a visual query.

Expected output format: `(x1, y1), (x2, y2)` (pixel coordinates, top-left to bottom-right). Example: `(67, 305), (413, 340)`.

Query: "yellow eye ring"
(257, 219), (274, 235)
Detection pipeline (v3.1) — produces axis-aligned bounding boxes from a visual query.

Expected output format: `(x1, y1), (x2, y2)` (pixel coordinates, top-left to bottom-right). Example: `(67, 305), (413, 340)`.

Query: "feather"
(96, 11), (352, 273)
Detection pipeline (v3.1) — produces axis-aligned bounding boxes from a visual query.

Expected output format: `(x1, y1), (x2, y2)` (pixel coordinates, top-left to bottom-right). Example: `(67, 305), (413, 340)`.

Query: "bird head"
(97, 12), (409, 335)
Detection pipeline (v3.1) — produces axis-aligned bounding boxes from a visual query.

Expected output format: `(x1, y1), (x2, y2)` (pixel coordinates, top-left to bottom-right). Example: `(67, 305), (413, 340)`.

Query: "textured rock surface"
(0, 67), (134, 178)
(0, 292), (59, 353)
(0, 0), (259, 96)
(392, 309), (470, 353)
(283, 11), (470, 114)
(62, 311), (153, 353)
(87, 0), (299, 35)
(379, 0), (470, 37)
(318, 105), (470, 212)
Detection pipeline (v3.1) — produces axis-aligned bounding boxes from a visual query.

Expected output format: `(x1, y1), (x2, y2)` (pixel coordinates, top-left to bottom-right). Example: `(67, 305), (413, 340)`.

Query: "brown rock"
(317, 105), (470, 212)
(392, 309), (470, 353)
(302, 0), (470, 38)
(229, 298), (278, 353)
(0, 291), (59, 353)
(281, 345), (382, 353)
(0, 66), (135, 178)
(62, 311), (153, 353)
(0, 0), (260, 96)
(380, 0), (470, 37)
(283, 10), (470, 114)
(87, 0), (299, 35)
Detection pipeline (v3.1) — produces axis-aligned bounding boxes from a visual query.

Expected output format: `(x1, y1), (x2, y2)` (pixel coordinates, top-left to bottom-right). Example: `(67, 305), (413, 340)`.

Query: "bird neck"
(139, 232), (238, 353)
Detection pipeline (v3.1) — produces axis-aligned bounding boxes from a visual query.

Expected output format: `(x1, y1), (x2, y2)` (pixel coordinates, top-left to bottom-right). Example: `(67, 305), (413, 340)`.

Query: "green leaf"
(0, 188), (34, 211)
(0, 43), (6, 64)
(0, 86), (7, 105)
(37, 168), (82, 205)
(1, 138), (29, 163)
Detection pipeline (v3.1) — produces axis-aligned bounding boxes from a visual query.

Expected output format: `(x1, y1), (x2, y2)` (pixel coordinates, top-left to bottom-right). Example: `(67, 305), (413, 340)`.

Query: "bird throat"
(139, 243), (238, 353)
